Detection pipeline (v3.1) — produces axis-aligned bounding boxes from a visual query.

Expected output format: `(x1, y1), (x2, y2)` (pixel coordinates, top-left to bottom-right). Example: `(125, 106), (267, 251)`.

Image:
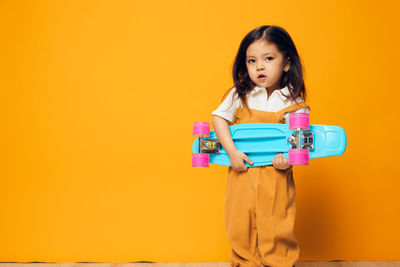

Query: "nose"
(256, 62), (265, 70)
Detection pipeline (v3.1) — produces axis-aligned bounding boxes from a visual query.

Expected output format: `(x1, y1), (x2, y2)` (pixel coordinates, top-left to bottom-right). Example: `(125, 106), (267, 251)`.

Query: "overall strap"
(274, 102), (309, 123)
(231, 95), (251, 125)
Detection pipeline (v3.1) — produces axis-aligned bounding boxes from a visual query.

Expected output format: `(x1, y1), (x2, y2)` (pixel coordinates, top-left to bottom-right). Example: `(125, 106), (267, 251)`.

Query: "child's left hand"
(272, 153), (291, 170)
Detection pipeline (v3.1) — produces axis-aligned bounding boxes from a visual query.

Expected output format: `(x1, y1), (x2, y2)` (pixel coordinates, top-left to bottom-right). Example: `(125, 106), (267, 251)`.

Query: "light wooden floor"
(1, 262), (400, 267)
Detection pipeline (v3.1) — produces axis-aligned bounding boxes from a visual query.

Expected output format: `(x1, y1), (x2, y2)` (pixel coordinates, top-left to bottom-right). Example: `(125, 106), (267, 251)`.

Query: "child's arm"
(212, 115), (253, 173)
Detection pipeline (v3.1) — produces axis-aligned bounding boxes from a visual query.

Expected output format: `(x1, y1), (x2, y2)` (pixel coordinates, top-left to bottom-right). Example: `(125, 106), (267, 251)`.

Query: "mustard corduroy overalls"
(225, 101), (308, 267)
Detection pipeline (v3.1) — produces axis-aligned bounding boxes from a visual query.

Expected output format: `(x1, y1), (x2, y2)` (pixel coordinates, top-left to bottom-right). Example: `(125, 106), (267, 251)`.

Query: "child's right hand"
(229, 149), (253, 173)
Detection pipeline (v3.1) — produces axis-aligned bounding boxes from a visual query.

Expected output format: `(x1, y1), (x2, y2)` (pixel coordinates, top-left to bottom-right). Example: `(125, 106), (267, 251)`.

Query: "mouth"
(257, 74), (266, 80)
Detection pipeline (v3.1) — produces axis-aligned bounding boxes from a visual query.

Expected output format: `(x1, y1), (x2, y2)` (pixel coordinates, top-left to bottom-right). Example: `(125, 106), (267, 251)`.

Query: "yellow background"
(1, 0), (399, 262)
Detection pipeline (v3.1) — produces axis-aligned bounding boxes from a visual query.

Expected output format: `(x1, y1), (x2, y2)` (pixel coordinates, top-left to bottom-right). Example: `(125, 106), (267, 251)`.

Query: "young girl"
(212, 25), (309, 267)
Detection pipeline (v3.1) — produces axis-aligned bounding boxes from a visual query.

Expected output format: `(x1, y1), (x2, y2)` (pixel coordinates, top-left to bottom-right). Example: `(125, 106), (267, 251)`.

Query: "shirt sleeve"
(211, 88), (242, 122)
(283, 104), (309, 124)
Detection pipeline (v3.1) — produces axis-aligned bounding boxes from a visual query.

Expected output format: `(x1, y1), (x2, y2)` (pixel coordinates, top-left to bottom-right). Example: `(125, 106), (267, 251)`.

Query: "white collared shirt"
(212, 85), (309, 123)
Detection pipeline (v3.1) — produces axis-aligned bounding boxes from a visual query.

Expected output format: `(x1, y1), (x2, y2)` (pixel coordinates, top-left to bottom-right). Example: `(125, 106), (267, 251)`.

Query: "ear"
(283, 57), (290, 72)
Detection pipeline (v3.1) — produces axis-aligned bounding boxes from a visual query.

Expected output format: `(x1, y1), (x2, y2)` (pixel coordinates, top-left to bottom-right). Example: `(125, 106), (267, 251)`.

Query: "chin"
(255, 83), (268, 88)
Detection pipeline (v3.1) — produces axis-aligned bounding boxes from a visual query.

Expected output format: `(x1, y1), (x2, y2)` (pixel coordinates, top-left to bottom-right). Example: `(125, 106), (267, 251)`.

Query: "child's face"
(246, 39), (290, 90)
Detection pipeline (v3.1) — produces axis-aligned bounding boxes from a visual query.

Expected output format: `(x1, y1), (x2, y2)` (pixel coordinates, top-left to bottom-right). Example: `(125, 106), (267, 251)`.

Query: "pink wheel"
(193, 122), (210, 137)
(192, 153), (209, 167)
(289, 113), (309, 130)
(289, 149), (309, 165)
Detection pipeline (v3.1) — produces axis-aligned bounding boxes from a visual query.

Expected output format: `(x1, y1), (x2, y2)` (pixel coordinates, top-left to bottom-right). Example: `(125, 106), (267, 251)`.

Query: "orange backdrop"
(1, 0), (399, 262)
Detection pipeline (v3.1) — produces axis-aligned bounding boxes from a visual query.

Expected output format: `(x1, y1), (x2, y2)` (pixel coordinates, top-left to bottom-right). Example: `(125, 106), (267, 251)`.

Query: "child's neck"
(266, 85), (280, 99)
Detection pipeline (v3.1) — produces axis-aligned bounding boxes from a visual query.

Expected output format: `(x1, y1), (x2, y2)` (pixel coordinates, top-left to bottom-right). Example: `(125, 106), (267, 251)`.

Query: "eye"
(247, 59), (255, 64)
(265, 57), (273, 61)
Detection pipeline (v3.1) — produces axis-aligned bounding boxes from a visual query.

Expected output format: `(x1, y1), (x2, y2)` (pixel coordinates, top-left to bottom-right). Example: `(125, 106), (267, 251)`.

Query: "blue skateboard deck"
(192, 123), (347, 167)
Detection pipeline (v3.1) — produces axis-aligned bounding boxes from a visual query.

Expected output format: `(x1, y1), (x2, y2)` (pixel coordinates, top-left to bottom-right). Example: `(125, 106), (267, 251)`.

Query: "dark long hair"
(224, 25), (307, 110)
